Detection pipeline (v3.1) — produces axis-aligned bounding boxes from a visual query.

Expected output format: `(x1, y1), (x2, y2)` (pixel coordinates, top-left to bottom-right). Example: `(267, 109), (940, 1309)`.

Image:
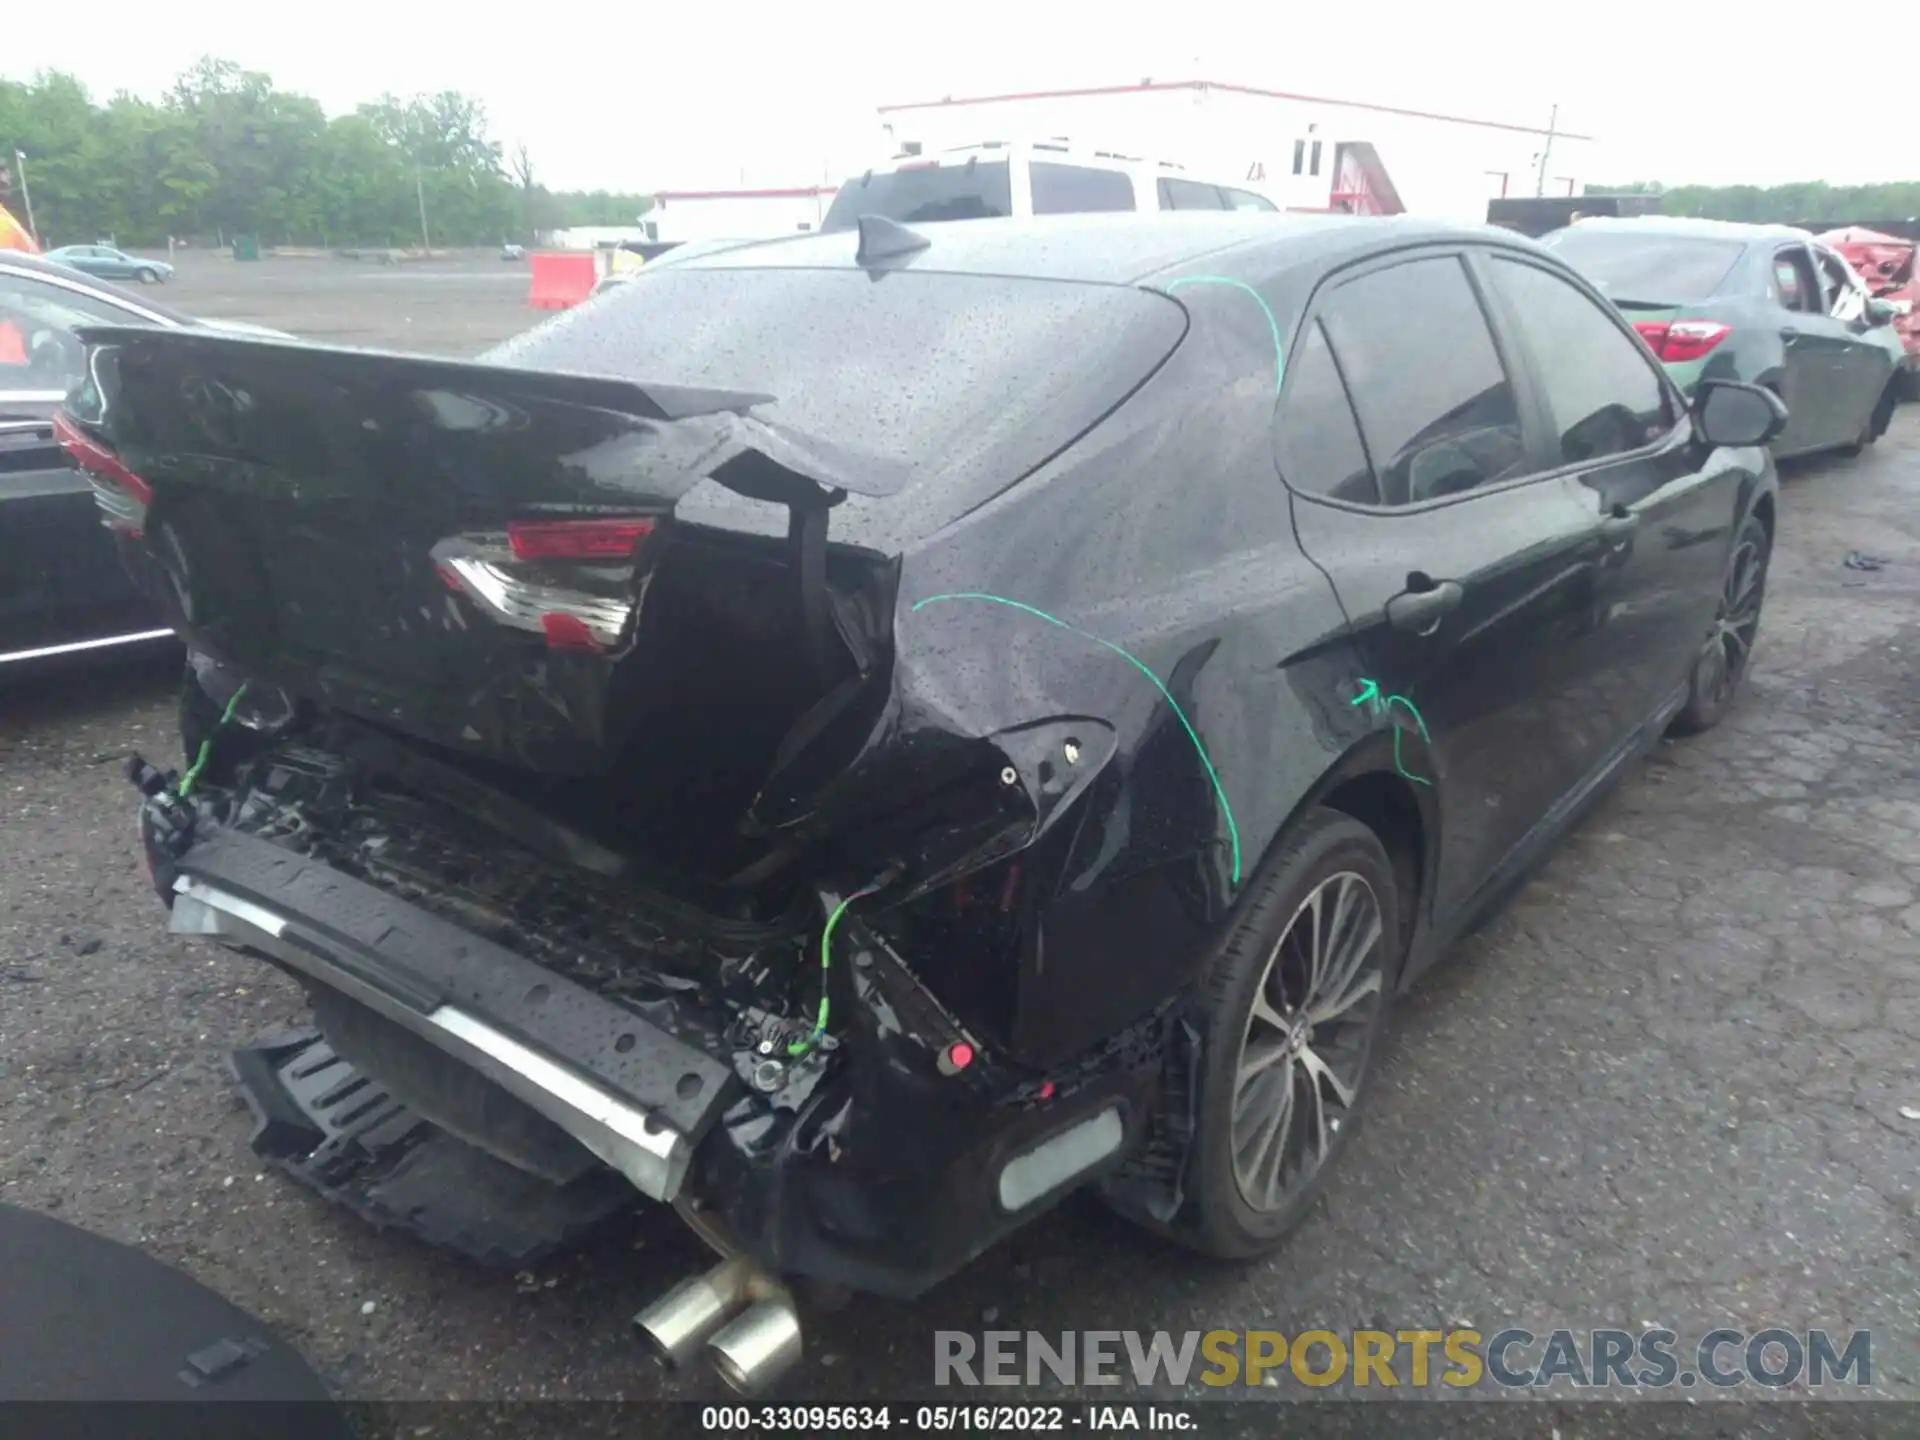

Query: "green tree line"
(1590, 180), (1920, 223)
(0, 58), (657, 249)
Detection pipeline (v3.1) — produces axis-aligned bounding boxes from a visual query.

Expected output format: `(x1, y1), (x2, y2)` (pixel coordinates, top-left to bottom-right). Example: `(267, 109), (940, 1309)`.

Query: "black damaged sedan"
(65, 211), (1780, 1392)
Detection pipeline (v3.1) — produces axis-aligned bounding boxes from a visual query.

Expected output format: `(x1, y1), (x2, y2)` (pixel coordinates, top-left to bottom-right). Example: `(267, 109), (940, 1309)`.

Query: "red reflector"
(434, 562), (467, 593)
(52, 411), (154, 506)
(1037, 1080), (1055, 1100)
(507, 516), (655, 562)
(945, 1041), (974, 1071)
(539, 612), (600, 651)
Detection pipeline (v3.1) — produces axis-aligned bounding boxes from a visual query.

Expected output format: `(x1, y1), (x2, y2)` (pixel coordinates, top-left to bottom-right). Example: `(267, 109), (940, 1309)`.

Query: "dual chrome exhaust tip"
(633, 1253), (803, 1395)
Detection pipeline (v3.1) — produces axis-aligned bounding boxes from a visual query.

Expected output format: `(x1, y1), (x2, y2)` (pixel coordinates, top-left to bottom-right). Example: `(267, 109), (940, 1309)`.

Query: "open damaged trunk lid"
(68, 264), (1184, 778)
(61, 328), (891, 773)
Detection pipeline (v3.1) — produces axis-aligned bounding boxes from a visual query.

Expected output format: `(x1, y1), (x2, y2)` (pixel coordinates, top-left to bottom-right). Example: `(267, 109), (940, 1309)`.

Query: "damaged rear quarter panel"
(856, 270), (1366, 1068)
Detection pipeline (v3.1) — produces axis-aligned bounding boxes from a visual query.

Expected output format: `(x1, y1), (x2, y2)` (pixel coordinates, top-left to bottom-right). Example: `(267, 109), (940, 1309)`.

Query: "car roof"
(647, 211), (1533, 288)
(855, 139), (1261, 185)
(1561, 215), (1817, 246)
(0, 249), (193, 323)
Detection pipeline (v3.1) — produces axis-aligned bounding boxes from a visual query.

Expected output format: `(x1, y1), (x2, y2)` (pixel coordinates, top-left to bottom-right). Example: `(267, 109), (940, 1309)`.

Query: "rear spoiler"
(67, 325), (913, 509)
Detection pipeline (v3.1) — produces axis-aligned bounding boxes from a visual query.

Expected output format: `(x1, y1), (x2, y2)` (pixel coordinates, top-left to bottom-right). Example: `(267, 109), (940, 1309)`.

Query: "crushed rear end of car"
(69, 261), (1193, 1387)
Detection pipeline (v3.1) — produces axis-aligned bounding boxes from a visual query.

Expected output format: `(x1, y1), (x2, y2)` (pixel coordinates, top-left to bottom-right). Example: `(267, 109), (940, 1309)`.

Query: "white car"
(822, 139), (1280, 230)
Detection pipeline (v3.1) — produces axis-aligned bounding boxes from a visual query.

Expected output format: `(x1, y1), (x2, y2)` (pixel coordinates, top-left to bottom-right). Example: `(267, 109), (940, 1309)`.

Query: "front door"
(1275, 250), (1614, 917)
(1474, 250), (1742, 736)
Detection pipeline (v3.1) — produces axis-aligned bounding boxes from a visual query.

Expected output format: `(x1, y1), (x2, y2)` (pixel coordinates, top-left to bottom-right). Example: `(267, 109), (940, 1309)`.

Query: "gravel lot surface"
(2, 252), (1915, 1419)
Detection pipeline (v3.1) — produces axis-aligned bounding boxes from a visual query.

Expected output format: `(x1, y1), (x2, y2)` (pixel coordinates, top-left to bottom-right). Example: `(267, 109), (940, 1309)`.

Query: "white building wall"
(879, 85), (1596, 224)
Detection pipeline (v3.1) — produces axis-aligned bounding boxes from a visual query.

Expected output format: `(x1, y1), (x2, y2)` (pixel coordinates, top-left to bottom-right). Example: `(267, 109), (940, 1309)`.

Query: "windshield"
(1542, 229), (1746, 304)
(820, 160), (1013, 231)
(484, 263), (1185, 548)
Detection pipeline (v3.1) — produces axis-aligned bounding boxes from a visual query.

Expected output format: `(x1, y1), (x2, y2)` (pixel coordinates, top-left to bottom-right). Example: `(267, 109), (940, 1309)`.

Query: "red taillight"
(506, 516), (656, 562)
(1631, 321), (1669, 351)
(1633, 319), (1731, 363)
(1660, 320), (1732, 362)
(52, 411), (154, 508)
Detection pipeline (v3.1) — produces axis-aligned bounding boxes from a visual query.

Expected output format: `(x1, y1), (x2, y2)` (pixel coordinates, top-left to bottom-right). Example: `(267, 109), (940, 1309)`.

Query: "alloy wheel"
(1230, 870), (1386, 1213)
(1697, 536), (1766, 710)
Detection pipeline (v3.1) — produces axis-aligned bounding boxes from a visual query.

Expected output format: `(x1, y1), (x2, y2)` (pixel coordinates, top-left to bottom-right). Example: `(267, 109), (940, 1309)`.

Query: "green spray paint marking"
(910, 592), (1242, 886)
(178, 683), (249, 799)
(788, 884), (871, 1058)
(1351, 679), (1433, 787)
(1162, 275), (1286, 397)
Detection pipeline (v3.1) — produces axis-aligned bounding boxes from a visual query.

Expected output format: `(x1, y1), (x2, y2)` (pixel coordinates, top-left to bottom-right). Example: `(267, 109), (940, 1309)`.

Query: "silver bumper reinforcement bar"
(170, 874), (691, 1202)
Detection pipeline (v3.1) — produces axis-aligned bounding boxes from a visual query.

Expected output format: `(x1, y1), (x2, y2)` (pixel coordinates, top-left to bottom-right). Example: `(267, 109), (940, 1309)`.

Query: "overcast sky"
(5, 2), (1893, 193)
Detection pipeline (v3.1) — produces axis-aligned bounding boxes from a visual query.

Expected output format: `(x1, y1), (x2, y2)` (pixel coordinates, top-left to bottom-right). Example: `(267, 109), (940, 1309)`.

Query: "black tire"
(1867, 379), (1899, 442)
(1153, 808), (1400, 1258)
(136, 267), (159, 284)
(1835, 380), (1899, 456)
(1669, 513), (1770, 736)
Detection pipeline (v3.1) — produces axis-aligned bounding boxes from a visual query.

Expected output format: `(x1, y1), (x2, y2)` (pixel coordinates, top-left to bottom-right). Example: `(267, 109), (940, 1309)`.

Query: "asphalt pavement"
(1, 251), (1914, 1415)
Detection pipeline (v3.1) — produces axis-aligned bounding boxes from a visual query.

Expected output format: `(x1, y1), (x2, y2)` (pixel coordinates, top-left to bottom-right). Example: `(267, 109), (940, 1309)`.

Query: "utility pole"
(415, 167), (431, 249)
(14, 149), (39, 245)
(1533, 104), (1558, 198)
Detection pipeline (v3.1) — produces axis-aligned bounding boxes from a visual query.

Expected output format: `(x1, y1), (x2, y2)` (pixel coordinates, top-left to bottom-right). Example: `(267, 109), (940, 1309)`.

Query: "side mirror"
(1865, 297), (1900, 327)
(1694, 380), (1787, 448)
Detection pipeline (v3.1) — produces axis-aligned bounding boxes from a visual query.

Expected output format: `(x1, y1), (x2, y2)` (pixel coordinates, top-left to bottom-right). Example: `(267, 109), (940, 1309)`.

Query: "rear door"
(1769, 243), (1844, 453)
(1277, 250), (1615, 916)
(1476, 250), (1738, 737)
(1813, 244), (1895, 434)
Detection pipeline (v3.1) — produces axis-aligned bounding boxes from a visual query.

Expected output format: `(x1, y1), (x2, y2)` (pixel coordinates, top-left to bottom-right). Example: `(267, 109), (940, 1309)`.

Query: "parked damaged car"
(2, 250), (291, 669)
(1543, 217), (1907, 459)
(67, 212), (1783, 1394)
(1818, 225), (1920, 386)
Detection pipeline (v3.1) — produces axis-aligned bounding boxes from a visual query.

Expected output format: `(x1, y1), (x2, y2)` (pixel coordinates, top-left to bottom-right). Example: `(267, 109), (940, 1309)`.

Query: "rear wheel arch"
(1319, 769), (1427, 974)
(1246, 735), (1436, 981)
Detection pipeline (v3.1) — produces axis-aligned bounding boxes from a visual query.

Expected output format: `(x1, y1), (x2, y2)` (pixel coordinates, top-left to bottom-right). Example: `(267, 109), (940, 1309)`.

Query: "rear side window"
(1317, 256), (1528, 505)
(1157, 177), (1226, 211)
(1542, 229), (1745, 304)
(1275, 321), (1378, 503)
(1031, 163), (1137, 215)
(820, 161), (1013, 230)
(1772, 247), (1820, 313)
(1486, 258), (1671, 465)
